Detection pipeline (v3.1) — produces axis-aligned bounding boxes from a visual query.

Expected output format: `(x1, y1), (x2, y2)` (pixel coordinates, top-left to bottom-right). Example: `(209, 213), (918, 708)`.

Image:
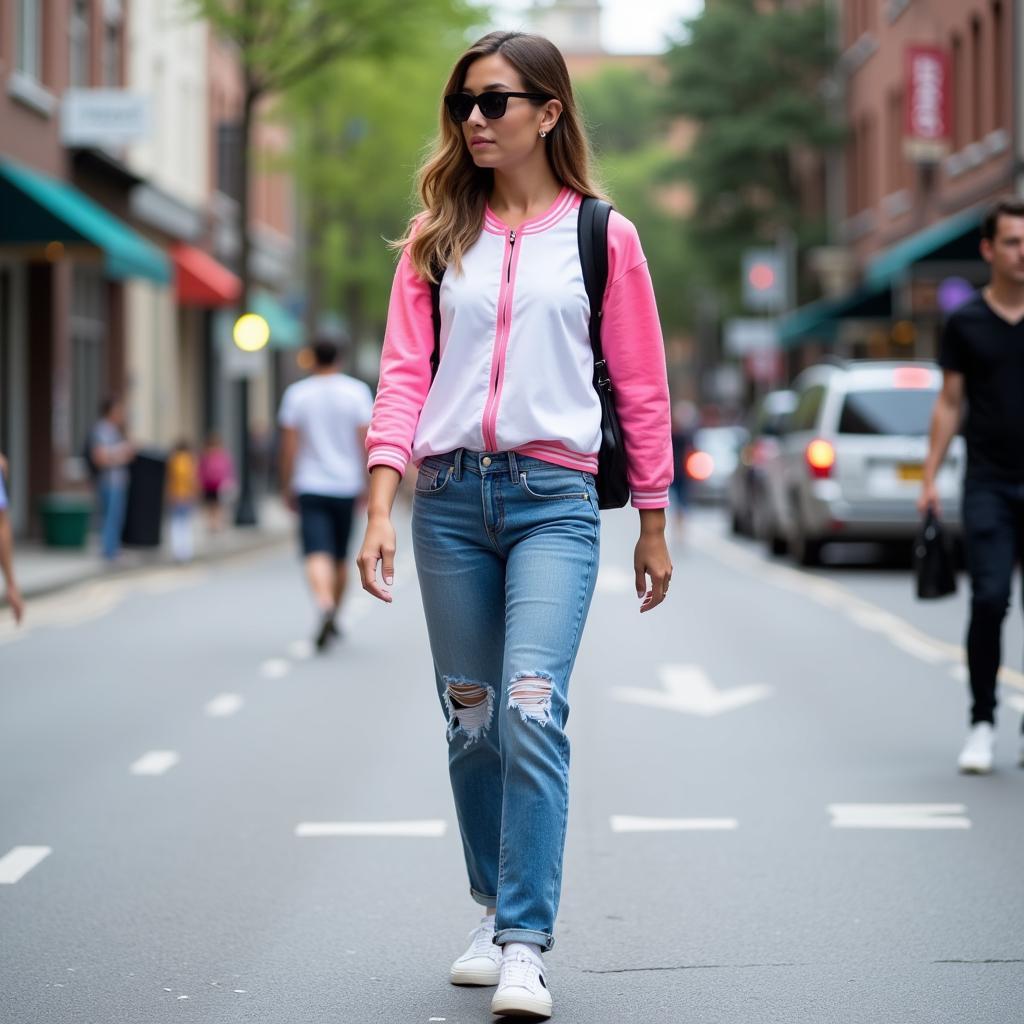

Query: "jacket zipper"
(484, 229), (516, 449)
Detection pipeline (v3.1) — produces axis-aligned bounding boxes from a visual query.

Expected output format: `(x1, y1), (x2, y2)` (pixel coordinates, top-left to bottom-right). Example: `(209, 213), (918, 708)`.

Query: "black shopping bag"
(913, 510), (957, 600)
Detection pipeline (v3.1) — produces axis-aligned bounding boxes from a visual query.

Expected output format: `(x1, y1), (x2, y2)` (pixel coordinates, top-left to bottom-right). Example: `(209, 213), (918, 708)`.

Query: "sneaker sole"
(490, 992), (552, 1019)
(450, 966), (500, 986)
(958, 763), (993, 774)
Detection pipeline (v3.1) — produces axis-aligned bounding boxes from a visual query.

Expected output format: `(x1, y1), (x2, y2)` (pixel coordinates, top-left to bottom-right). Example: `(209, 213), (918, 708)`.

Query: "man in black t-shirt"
(921, 196), (1024, 774)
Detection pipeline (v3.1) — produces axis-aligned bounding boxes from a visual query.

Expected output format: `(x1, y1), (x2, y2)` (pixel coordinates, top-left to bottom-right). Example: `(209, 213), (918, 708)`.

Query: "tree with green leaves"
(662, 0), (841, 307)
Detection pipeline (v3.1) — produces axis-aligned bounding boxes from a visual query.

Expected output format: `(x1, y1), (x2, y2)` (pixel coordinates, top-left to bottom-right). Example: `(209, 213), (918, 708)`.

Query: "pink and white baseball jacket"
(366, 187), (673, 508)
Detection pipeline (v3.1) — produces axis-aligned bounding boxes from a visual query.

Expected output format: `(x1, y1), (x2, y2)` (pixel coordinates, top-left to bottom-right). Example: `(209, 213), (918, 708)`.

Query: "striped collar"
(483, 187), (579, 236)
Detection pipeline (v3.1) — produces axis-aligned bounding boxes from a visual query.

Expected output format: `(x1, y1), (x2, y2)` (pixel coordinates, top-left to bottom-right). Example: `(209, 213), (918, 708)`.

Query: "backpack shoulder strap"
(429, 265), (443, 381)
(577, 196), (613, 376)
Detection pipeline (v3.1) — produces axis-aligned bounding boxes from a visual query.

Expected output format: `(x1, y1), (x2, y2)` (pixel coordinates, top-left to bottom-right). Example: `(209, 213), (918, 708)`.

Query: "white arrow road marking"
(0, 846), (52, 884)
(130, 751), (180, 776)
(205, 694), (244, 718)
(611, 664), (772, 717)
(828, 804), (970, 829)
(260, 658), (291, 679)
(596, 566), (636, 595)
(611, 816), (738, 832)
(295, 820), (447, 838)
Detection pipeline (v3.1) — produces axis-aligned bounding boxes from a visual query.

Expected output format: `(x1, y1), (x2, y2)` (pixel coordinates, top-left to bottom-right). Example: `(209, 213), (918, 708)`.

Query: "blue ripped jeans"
(412, 449), (600, 951)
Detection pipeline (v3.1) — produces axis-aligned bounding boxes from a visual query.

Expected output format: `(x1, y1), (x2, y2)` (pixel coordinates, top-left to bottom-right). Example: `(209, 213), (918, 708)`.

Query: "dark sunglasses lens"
(445, 94), (473, 122)
(477, 93), (509, 119)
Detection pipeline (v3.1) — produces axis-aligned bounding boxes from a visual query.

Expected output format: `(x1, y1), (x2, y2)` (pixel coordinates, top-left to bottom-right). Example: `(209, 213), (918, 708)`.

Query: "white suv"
(760, 360), (963, 565)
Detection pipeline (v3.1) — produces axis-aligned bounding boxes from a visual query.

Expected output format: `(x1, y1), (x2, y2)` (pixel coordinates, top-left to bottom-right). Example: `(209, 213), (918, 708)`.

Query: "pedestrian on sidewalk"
(278, 334), (373, 652)
(920, 196), (1024, 775)
(357, 32), (673, 1020)
(198, 432), (234, 533)
(88, 397), (134, 563)
(166, 440), (198, 563)
(0, 454), (23, 623)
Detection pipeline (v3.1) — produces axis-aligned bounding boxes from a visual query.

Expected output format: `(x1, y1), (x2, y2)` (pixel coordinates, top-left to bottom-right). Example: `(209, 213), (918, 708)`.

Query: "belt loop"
(508, 450), (520, 483)
(453, 448), (464, 481)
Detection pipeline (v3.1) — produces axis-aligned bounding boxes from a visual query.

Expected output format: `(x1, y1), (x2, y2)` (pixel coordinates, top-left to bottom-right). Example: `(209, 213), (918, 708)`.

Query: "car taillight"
(805, 439), (835, 478)
(686, 451), (714, 481)
(893, 366), (933, 389)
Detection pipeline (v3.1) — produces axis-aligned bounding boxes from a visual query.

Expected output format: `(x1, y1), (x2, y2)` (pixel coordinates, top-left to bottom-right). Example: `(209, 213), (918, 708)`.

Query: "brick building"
(782, 0), (1021, 361)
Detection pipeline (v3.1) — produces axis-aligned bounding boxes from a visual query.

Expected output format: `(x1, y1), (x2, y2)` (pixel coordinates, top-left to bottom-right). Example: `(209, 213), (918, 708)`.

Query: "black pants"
(962, 477), (1024, 726)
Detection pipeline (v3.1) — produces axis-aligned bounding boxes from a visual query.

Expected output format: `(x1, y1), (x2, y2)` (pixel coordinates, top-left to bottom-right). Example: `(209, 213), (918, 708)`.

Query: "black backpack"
(428, 196), (629, 509)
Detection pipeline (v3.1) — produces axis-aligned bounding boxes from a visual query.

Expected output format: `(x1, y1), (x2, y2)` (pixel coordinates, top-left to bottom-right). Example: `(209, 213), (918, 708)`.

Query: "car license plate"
(898, 463), (924, 481)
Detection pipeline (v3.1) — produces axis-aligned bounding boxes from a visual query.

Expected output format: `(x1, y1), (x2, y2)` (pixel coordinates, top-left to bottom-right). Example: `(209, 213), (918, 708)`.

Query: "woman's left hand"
(634, 514), (672, 614)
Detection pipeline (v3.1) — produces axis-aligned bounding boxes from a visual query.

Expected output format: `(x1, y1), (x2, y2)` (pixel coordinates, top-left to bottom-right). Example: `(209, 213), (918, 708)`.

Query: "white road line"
(130, 751), (180, 776)
(295, 820), (447, 838)
(611, 816), (738, 833)
(205, 694), (244, 718)
(1006, 694), (1024, 714)
(692, 523), (1024, 691)
(0, 846), (52, 884)
(612, 664), (771, 717)
(287, 639), (313, 660)
(828, 804), (970, 830)
(260, 658), (291, 680)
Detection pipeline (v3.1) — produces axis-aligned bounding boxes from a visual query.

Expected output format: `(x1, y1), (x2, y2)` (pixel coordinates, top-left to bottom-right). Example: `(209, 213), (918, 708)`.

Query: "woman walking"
(357, 31), (673, 1019)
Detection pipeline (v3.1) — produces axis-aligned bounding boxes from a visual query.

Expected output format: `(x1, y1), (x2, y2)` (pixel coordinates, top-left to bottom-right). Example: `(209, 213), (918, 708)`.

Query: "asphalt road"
(2, 506), (1022, 1023)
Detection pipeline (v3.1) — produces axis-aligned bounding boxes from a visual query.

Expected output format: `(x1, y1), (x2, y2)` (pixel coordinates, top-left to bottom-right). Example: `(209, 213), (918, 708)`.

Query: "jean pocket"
(519, 470), (590, 501)
(415, 463), (454, 496)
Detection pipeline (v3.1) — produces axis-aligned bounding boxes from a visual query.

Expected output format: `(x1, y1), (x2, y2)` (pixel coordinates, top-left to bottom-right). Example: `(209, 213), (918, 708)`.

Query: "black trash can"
(121, 449), (167, 548)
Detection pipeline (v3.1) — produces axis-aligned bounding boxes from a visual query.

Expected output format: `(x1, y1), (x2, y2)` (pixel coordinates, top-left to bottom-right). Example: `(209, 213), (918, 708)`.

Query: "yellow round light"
(233, 313), (270, 352)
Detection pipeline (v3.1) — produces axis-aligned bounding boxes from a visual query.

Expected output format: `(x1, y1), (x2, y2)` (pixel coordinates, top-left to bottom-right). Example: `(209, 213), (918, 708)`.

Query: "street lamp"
(232, 312), (270, 526)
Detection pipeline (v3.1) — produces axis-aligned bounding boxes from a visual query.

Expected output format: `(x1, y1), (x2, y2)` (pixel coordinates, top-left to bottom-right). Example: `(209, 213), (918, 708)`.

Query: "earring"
(539, 130), (548, 138)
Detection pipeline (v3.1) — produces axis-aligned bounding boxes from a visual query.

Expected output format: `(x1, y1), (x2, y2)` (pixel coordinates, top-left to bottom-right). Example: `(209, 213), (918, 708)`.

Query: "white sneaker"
(490, 948), (552, 1019)
(958, 722), (995, 774)
(449, 918), (501, 986)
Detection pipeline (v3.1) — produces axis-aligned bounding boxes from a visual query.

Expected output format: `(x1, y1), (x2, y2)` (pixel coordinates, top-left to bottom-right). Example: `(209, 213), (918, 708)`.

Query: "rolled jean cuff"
(494, 928), (555, 952)
(470, 887), (497, 907)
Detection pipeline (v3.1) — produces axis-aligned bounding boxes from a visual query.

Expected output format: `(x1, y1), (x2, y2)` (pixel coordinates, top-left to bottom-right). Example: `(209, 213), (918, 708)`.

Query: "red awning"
(172, 243), (241, 307)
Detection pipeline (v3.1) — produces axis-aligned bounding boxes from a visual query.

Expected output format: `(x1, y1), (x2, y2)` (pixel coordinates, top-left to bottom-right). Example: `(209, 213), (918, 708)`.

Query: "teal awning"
(778, 285), (891, 348)
(864, 206), (983, 289)
(253, 291), (303, 350)
(0, 157), (170, 283)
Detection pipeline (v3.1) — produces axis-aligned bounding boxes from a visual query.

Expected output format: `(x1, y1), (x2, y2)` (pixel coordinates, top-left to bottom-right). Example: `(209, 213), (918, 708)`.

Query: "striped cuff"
(367, 443), (409, 476)
(630, 488), (670, 510)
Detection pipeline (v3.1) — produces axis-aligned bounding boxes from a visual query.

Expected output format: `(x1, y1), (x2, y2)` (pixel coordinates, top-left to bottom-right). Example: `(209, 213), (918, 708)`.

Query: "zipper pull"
(509, 229), (516, 245)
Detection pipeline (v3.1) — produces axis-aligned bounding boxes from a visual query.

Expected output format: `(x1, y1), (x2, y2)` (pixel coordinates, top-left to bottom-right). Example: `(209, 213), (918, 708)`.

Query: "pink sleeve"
(365, 248), (435, 475)
(601, 212), (673, 509)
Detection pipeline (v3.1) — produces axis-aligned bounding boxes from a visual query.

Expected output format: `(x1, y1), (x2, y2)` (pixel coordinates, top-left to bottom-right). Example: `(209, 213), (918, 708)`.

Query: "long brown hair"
(396, 31), (606, 281)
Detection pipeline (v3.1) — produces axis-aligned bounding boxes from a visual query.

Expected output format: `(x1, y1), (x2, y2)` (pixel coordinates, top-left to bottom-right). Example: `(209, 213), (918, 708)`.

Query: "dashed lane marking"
(129, 751), (180, 776)
(0, 846), (52, 884)
(610, 816), (738, 832)
(260, 658), (291, 680)
(295, 820), (447, 838)
(828, 804), (970, 830)
(205, 694), (244, 718)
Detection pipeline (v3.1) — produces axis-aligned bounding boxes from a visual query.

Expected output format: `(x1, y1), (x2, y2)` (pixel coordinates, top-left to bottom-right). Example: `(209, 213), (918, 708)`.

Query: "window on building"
(16, 0), (42, 79)
(103, 1), (123, 86)
(970, 16), (983, 143)
(992, 1), (1005, 131)
(846, 122), (859, 215)
(861, 114), (875, 211)
(887, 89), (901, 195)
(216, 122), (242, 200)
(70, 0), (91, 88)
(950, 32), (963, 151)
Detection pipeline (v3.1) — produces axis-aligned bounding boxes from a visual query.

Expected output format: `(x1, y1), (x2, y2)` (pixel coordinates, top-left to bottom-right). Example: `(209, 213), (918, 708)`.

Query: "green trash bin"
(39, 493), (93, 548)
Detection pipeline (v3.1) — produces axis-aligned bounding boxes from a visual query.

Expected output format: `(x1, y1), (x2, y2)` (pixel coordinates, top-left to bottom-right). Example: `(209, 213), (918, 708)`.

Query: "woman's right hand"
(357, 515), (397, 603)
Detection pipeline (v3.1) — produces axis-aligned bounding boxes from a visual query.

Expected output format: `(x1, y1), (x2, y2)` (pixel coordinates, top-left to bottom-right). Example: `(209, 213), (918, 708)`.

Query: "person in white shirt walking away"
(278, 335), (374, 651)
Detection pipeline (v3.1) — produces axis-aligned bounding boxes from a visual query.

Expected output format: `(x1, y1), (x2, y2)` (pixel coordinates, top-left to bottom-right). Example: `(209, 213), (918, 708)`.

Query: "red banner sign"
(904, 45), (951, 162)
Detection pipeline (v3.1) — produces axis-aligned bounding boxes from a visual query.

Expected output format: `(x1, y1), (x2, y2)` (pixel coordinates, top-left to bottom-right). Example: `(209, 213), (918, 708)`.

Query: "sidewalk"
(10, 497), (293, 601)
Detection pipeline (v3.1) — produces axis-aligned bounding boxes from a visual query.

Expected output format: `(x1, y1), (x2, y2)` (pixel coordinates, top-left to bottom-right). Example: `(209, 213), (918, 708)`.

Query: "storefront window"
(70, 267), (108, 455)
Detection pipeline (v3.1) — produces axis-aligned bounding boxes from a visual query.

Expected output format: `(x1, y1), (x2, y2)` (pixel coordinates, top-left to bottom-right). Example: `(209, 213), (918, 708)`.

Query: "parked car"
(728, 389), (797, 536)
(758, 360), (963, 565)
(685, 425), (748, 505)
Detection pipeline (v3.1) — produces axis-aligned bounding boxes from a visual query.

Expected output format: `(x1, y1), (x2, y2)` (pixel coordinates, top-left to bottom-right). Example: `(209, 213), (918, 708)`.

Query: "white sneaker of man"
(490, 944), (552, 1020)
(449, 916), (501, 986)
(957, 722), (995, 774)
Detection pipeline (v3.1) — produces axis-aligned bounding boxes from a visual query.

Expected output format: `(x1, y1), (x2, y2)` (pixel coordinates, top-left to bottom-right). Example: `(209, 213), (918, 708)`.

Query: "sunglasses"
(444, 91), (553, 123)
